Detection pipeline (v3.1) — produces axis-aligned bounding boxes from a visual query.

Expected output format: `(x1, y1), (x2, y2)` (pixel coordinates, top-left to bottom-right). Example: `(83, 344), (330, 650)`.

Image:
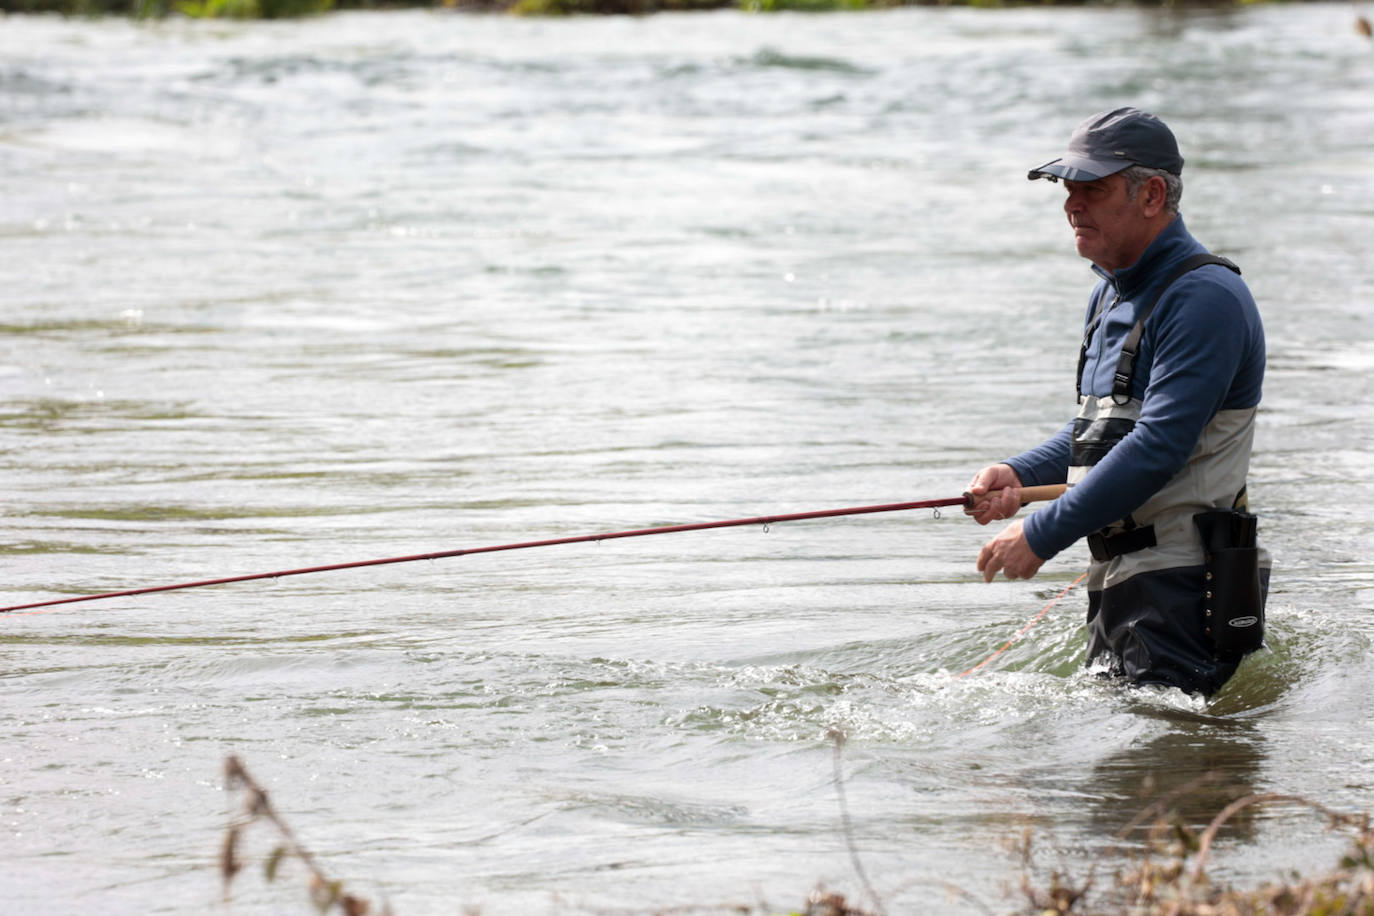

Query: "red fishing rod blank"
(0, 485), (1066, 615)
(0, 494), (969, 615)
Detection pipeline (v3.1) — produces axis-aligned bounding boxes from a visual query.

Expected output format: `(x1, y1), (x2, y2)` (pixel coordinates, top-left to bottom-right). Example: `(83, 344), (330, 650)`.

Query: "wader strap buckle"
(1086, 524), (1157, 562)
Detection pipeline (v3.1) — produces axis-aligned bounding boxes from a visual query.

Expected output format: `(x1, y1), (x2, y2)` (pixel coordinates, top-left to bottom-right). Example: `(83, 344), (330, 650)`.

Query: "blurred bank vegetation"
(219, 753), (1374, 916)
(0, 0), (1319, 19)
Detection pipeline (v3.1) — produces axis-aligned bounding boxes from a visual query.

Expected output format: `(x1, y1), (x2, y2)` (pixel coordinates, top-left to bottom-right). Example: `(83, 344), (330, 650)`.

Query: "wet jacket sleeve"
(1015, 274), (1258, 561)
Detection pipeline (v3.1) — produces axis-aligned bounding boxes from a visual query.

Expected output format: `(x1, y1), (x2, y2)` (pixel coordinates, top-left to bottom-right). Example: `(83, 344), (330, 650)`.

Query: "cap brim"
(1027, 156), (1132, 182)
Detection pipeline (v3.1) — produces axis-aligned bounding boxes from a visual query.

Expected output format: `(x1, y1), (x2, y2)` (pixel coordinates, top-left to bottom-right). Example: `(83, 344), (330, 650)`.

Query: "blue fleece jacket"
(1006, 216), (1266, 560)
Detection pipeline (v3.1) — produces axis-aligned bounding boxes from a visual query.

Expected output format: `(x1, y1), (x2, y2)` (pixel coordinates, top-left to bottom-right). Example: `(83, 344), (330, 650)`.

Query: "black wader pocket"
(1194, 509), (1264, 656)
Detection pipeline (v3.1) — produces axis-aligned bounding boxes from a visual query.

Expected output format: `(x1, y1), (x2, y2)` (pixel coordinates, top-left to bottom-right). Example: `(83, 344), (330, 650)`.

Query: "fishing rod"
(0, 484), (1066, 615)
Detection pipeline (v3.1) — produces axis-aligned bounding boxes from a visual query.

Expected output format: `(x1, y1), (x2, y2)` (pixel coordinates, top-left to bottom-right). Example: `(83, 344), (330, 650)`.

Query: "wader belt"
(1086, 523), (1157, 561)
(1085, 485), (1252, 564)
(1076, 253), (1241, 401)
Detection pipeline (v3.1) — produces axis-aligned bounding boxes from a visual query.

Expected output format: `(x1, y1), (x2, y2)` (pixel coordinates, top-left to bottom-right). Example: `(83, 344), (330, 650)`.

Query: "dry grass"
(1014, 792), (1374, 915)
(222, 756), (393, 916)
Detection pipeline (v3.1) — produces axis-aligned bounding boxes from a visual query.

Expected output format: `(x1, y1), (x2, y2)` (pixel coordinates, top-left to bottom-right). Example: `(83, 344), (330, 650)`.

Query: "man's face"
(1061, 174), (1153, 273)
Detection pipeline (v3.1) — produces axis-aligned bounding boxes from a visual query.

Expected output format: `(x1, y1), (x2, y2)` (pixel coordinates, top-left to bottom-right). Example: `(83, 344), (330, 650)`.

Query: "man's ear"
(1141, 175), (1169, 217)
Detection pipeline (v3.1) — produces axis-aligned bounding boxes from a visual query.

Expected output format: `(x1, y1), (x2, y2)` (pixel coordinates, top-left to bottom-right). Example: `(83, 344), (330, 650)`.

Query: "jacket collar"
(1091, 215), (1198, 298)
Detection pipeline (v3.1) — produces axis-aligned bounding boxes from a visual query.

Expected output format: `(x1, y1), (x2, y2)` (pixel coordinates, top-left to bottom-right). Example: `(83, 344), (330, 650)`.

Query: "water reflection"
(1136, 4), (1248, 40)
(1088, 710), (1267, 844)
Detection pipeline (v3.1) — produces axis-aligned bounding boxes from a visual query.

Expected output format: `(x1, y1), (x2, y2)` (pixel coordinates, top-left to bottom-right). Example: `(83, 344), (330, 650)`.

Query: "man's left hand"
(977, 520), (1046, 583)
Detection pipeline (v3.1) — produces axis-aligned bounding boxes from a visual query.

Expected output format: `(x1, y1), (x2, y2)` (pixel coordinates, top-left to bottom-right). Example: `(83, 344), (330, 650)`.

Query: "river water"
(2, 5), (1372, 913)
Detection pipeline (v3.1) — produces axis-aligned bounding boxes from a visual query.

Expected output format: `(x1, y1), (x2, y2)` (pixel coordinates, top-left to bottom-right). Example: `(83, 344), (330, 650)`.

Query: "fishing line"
(0, 484), (1066, 616)
(956, 571), (1087, 678)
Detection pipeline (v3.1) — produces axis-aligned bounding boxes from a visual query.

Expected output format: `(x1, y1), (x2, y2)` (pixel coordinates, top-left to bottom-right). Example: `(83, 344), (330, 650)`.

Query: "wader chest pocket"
(1194, 509), (1263, 656)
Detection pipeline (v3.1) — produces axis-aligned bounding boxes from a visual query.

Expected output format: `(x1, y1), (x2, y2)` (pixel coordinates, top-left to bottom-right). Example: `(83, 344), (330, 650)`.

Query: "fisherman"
(965, 107), (1270, 697)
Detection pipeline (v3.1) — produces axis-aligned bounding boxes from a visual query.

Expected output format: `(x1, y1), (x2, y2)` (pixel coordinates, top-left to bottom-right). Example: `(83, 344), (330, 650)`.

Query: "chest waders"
(1072, 254), (1270, 696)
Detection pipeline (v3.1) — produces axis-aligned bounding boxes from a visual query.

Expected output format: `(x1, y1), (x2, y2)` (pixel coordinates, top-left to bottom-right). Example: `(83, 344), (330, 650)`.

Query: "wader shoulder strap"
(1075, 253), (1241, 401)
(1076, 290), (1117, 399)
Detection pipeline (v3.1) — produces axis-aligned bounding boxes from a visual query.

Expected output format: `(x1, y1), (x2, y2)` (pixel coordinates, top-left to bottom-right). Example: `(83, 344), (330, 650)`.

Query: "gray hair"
(1121, 164), (1182, 215)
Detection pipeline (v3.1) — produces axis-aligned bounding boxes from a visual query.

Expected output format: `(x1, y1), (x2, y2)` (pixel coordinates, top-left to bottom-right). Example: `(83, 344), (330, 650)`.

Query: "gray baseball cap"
(1028, 107), (1184, 182)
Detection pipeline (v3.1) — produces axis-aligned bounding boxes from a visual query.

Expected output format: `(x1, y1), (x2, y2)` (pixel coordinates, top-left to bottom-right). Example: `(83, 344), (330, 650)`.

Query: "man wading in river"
(964, 107), (1270, 697)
